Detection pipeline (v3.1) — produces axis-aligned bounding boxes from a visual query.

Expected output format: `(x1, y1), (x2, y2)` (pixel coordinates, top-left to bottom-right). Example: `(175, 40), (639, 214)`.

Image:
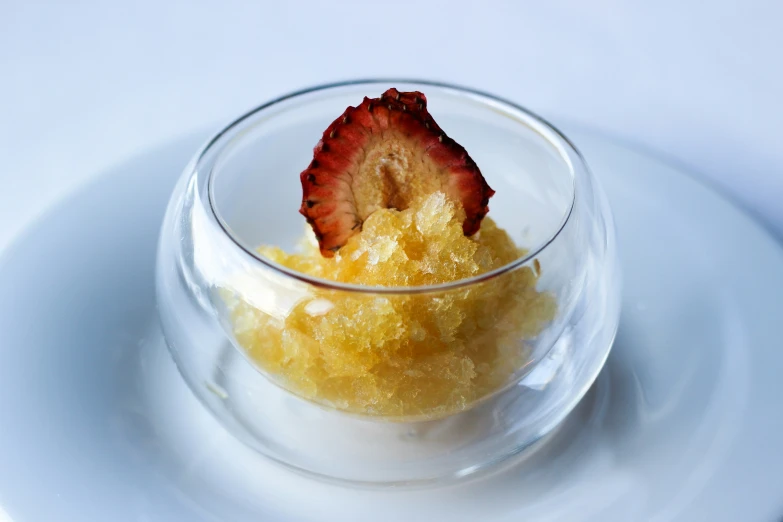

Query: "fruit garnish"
(299, 88), (495, 257)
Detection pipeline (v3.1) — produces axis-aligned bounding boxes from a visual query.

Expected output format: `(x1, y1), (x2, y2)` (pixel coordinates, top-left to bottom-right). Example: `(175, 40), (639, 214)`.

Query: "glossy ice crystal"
(227, 193), (556, 418)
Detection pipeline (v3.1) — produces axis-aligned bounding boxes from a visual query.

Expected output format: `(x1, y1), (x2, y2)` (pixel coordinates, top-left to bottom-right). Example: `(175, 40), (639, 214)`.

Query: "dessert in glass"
(156, 80), (621, 485)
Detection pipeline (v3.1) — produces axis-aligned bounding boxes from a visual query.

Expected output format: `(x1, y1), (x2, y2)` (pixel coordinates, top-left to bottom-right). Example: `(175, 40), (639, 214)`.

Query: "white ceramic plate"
(0, 126), (781, 522)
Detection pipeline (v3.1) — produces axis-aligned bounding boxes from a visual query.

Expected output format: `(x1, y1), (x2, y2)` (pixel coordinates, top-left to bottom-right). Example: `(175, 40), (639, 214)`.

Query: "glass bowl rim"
(198, 78), (583, 295)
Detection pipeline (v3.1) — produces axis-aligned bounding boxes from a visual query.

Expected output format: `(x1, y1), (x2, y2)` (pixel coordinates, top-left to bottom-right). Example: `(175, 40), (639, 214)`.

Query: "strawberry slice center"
(300, 88), (494, 257)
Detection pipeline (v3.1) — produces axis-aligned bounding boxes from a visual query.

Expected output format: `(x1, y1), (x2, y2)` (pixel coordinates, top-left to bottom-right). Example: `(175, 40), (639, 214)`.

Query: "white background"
(2, 0), (781, 249)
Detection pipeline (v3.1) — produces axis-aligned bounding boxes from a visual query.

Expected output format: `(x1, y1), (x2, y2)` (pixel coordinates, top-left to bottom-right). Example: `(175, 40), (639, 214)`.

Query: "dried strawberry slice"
(300, 88), (495, 257)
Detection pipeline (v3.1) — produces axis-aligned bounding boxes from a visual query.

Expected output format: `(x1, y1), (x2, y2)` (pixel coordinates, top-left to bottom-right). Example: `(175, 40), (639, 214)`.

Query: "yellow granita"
(226, 192), (556, 419)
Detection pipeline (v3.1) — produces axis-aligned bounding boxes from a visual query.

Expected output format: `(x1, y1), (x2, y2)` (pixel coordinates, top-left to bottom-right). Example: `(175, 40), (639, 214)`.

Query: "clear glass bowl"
(155, 80), (621, 486)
